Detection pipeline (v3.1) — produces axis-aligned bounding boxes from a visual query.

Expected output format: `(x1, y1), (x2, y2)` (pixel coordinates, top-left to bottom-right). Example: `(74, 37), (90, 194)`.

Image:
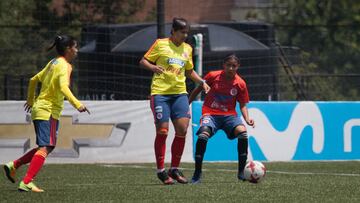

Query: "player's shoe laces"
(168, 169), (188, 184)
(191, 171), (202, 184)
(157, 170), (175, 185)
(18, 181), (44, 192)
(238, 171), (246, 182)
(4, 161), (16, 183)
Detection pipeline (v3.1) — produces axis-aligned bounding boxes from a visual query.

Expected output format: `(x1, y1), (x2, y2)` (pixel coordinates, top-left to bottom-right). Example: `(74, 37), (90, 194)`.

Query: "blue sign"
(191, 101), (360, 161)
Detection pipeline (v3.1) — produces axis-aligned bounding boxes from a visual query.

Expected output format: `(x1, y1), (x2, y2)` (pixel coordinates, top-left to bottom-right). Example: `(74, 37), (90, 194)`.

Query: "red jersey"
(202, 70), (249, 116)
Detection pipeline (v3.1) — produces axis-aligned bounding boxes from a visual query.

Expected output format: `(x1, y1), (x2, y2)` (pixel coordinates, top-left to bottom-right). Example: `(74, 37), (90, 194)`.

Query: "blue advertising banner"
(191, 101), (360, 161)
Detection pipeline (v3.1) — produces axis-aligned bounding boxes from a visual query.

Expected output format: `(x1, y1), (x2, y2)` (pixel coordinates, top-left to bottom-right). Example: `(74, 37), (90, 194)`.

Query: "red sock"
(23, 150), (47, 184)
(171, 135), (186, 168)
(154, 129), (168, 170)
(13, 148), (38, 169)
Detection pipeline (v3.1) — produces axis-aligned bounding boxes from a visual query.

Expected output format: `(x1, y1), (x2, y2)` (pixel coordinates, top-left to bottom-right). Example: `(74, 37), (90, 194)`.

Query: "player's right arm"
(239, 103), (255, 127)
(139, 39), (164, 74)
(139, 57), (164, 74)
(24, 68), (47, 112)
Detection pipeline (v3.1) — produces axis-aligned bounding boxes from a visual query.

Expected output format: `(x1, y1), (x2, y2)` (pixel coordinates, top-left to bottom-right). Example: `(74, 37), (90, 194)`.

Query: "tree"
(272, 0), (360, 100)
(0, 0), (150, 99)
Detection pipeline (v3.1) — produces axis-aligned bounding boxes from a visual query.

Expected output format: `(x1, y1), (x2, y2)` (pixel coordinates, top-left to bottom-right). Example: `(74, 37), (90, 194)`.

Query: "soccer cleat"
(168, 169), (188, 184)
(191, 171), (202, 184)
(4, 161), (16, 183)
(157, 170), (175, 185)
(238, 171), (246, 182)
(18, 181), (44, 192)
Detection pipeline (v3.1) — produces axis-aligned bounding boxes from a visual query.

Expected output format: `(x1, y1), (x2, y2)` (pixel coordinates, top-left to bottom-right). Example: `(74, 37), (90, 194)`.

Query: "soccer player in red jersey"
(189, 54), (255, 184)
(140, 17), (210, 185)
(3, 35), (89, 192)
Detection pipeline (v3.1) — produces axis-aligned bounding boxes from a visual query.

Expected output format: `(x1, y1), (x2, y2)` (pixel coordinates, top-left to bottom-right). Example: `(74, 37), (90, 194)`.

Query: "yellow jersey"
(27, 57), (82, 120)
(144, 38), (194, 95)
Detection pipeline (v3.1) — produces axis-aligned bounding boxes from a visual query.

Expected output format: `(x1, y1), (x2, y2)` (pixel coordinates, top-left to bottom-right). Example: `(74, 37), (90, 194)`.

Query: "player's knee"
(198, 133), (209, 142)
(176, 134), (186, 139)
(235, 124), (247, 133)
(176, 129), (187, 137)
(237, 131), (248, 139)
(37, 146), (54, 157)
(197, 126), (212, 141)
(46, 146), (55, 154)
(157, 128), (169, 136)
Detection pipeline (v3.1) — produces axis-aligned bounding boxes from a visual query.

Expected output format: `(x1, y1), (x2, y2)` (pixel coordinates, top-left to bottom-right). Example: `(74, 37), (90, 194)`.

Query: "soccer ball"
(243, 160), (266, 183)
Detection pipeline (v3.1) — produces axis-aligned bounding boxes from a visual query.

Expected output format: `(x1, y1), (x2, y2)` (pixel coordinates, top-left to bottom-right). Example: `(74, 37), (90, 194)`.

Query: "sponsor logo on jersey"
(168, 58), (185, 67)
(167, 65), (181, 75)
(230, 88), (238, 96)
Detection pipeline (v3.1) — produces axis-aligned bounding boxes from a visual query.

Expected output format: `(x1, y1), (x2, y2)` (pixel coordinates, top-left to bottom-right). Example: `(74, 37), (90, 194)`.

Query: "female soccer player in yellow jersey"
(3, 35), (89, 192)
(140, 17), (211, 185)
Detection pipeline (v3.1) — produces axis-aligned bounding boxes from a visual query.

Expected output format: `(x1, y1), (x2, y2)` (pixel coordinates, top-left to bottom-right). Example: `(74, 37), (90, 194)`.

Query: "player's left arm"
(59, 66), (90, 114)
(184, 46), (210, 93)
(185, 69), (210, 94)
(240, 103), (255, 127)
(238, 81), (254, 127)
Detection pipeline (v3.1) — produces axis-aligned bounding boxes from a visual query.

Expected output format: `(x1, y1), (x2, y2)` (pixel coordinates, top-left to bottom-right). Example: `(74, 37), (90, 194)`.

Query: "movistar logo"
(192, 101), (360, 161)
(247, 102), (324, 161)
(168, 58), (185, 67)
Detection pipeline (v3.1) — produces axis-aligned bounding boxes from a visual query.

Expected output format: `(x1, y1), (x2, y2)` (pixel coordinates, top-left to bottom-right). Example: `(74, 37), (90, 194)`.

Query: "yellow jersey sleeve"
(59, 64), (70, 87)
(26, 65), (49, 106)
(144, 39), (160, 63)
(26, 75), (38, 106)
(58, 65), (82, 109)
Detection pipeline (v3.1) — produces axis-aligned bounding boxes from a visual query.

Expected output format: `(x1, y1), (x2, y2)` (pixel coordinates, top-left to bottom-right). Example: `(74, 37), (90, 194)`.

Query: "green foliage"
(0, 0), (148, 100)
(272, 0), (360, 100)
(0, 0), (37, 74)
(0, 0), (147, 71)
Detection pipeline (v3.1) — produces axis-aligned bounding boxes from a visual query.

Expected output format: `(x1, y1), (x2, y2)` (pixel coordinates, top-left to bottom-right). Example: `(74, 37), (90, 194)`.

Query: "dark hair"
(223, 53), (240, 65)
(47, 35), (76, 56)
(171, 17), (190, 34)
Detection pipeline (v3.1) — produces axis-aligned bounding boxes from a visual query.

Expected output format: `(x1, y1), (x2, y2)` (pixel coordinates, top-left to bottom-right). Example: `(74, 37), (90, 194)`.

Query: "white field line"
(102, 164), (360, 177)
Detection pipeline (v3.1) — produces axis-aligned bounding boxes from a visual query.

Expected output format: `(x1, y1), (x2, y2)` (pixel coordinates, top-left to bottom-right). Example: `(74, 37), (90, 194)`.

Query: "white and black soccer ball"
(243, 160), (266, 183)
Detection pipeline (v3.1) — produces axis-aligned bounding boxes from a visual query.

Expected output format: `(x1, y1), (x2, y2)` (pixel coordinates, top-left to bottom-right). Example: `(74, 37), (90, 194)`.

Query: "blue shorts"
(150, 94), (191, 124)
(197, 115), (244, 139)
(33, 117), (59, 147)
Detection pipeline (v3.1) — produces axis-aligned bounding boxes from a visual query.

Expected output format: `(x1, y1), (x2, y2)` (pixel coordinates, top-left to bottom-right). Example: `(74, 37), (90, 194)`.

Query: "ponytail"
(47, 35), (76, 56)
